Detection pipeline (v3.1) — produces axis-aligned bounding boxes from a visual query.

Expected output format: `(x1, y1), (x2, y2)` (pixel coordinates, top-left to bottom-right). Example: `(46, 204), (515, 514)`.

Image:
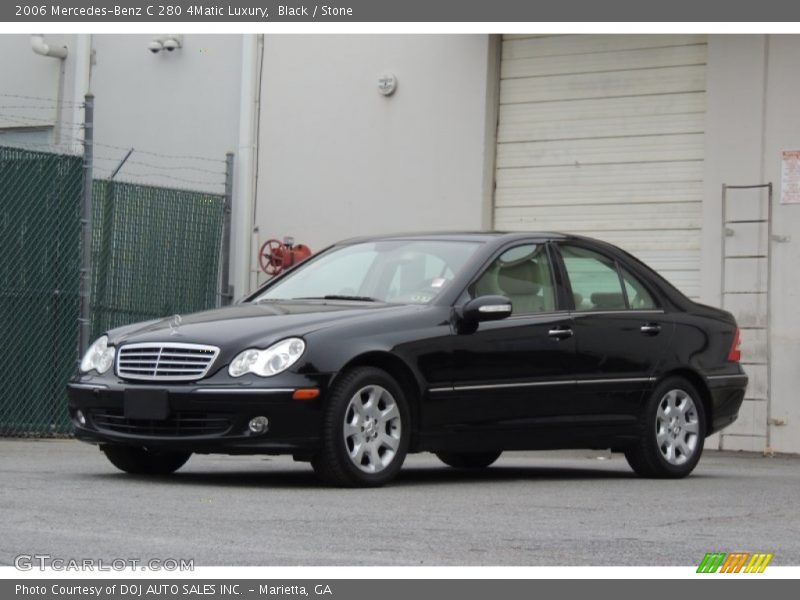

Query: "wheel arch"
(655, 368), (713, 436)
(331, 351), (424, 442)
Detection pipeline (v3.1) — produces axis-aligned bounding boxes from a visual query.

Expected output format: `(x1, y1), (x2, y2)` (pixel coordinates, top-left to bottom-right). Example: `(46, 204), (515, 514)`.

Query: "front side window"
(253, 240), (481, 305)
(560, 245), (626, 311)
(470, 244), (556, 314)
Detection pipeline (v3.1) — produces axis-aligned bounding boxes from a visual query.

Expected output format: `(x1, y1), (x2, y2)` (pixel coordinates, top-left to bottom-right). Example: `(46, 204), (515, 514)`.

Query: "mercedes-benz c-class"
(68, 233), (747, 486)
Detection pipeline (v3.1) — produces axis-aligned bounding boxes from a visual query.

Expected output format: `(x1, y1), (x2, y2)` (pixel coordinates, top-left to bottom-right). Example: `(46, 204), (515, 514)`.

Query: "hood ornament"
(168, 314), (182, 336)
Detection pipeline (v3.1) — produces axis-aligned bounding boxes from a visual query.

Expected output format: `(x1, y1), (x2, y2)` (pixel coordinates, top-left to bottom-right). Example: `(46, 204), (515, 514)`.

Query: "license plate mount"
(123, 389), (170, 420)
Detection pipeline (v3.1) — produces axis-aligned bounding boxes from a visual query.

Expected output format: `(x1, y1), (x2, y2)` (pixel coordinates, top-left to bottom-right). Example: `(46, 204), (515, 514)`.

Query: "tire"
(102, 445), (191, 475)
(624, 376), (706, 479)
(311, 367), (410, 487)
(436, 451), (502, 469)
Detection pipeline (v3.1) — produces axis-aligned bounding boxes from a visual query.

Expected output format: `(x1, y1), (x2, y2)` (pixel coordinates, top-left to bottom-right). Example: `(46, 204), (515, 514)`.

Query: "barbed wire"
(1, 140), (225, 190)
(0, 104), (82, 111)
(0, 92), (83, 106)
(88, 140), (226, 164)
(1, 97), (229, 187)
(92, 166), (226, 190)
(1, 135), (228, 173)
(1, 91), (224, 164)
(0, 111), (85, 128)
(0, 139), (82, 155)
(91, 154), (226, 176)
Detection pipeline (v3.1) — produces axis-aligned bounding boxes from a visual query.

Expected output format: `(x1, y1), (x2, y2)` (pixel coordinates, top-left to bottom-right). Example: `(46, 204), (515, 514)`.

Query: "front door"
(427, 243), (578, 431)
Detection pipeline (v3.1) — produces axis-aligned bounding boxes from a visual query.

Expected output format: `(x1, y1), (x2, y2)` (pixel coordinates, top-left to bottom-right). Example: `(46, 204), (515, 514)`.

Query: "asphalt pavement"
(1, 439), (798, 566)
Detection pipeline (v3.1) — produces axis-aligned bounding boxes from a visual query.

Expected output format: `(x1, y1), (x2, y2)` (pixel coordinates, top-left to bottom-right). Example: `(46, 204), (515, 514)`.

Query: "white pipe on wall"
(232, 34), (260, 299)
(31, 34), (69, 144)
(30, 34), (68, 59)
(70, 34), (93, 154)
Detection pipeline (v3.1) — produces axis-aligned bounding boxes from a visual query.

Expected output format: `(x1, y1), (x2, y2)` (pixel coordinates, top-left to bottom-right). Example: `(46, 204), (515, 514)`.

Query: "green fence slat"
(0, 146), (82, 435)
(0, 145), (225, 436)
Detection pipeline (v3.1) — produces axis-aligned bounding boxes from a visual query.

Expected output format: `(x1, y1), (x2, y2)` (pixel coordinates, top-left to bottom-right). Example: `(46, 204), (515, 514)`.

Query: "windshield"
(253, 240), (482, 305)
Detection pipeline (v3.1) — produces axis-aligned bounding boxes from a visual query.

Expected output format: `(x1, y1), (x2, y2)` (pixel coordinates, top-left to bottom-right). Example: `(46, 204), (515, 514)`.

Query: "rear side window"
(621, 268), (657, 309)
(559, 245), (659, 311)
(559, 245), (626, 311)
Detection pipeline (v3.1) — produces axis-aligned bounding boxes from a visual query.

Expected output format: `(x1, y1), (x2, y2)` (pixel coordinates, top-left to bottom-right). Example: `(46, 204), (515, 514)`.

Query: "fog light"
(248, 416), (269, 434)
(75, 410), (86, 426)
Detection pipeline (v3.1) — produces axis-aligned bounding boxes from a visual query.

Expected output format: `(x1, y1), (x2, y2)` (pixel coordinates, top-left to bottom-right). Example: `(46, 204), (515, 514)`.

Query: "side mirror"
(461, 295), (513, 323)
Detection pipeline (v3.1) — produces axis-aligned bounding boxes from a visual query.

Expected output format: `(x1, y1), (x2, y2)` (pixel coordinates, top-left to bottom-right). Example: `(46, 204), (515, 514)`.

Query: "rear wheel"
(101, 445), (191, 475)
(625, 376), (706, 478)
(436, 451), (502, 469)
(311, 367), (410, 487)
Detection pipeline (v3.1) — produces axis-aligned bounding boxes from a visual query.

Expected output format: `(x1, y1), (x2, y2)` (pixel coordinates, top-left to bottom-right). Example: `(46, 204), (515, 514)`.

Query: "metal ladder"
(719, 183), (772, 453)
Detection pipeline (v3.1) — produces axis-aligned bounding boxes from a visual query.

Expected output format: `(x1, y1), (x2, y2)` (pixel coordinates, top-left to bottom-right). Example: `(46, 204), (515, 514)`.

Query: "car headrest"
(498, 261), (541, 297)
(590, 292), (625, 309)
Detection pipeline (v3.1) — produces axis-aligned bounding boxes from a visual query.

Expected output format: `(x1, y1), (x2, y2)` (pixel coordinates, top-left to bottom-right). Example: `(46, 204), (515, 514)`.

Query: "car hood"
(107, 301), (415, 349)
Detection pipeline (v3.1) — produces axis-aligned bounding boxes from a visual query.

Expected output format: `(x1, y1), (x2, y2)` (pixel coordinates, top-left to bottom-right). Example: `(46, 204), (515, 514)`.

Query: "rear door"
(553, 243), (675, 421)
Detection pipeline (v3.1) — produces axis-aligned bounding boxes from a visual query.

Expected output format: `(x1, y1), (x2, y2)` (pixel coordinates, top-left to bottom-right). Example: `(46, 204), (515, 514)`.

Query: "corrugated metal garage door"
(494, 35), (707, 298)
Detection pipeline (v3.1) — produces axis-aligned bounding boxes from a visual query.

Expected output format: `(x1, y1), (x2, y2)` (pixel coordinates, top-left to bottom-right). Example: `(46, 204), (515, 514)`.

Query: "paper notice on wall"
(781, 150), (800, 204)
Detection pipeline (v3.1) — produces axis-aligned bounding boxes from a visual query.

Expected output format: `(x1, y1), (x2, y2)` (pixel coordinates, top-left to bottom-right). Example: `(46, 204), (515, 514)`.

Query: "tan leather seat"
(497, 261), (543, 313)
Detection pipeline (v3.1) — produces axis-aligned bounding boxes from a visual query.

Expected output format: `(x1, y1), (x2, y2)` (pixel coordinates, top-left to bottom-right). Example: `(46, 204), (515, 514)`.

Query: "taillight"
(727, 327), (742, 362)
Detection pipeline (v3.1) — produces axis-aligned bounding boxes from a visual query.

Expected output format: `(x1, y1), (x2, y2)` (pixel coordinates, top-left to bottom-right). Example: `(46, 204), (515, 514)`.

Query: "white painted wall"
(760, 36), (800, 454)
(89, 34), (242, 193)
(702, 35), (800, 454)
(0, 34), (242, 192)
(250, 34), (495, 289)
(0, 34), (74, 139)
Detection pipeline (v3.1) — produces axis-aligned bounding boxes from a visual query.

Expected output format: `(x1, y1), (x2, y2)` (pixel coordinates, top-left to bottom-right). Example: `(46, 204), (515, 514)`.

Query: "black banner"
(4, 579), (799, 600)
(4, 0), (800, 22)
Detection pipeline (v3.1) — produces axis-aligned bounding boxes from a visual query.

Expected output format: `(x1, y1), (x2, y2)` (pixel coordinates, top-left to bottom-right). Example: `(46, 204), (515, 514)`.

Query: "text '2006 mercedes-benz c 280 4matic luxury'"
(68, 232), (748, 487)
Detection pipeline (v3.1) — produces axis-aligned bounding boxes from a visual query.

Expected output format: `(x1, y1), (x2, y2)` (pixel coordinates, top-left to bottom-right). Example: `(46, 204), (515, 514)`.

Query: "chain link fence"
(91, 179), (225, 336)
(0, 146), (83, 435)
(0, 146), (227, 436)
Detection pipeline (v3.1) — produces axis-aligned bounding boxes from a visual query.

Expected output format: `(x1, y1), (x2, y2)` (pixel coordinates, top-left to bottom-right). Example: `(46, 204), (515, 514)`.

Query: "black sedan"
(68, 232), (747, 486)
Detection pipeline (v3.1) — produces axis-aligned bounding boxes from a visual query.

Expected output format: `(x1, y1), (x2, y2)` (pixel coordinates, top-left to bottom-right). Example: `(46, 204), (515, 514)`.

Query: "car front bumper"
(67, 375), (331, 454)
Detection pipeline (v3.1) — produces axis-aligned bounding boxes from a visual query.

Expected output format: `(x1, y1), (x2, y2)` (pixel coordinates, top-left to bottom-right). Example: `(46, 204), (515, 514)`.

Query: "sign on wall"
(781, 150), (800, 204)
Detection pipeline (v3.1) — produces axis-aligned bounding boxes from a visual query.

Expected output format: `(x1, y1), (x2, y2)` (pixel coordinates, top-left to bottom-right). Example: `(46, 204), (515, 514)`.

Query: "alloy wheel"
(655, 389), (700, 466)
(342, 384), (402, 474)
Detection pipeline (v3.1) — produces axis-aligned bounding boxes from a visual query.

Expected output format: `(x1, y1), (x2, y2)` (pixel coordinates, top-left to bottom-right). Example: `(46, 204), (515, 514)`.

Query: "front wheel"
(311, 367), (410, 487)
(624, 377), (706, 478)
(436, 451), (502, 469)
(102, 445), (191, 475)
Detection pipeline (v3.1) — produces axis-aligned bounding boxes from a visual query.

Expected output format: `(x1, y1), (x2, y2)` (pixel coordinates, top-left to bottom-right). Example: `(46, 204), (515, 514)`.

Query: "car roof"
(335, 231), (587, 245)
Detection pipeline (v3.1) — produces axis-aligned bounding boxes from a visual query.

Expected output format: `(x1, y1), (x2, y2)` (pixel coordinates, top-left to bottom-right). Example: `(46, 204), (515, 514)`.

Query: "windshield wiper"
(295, 295), (379, 302)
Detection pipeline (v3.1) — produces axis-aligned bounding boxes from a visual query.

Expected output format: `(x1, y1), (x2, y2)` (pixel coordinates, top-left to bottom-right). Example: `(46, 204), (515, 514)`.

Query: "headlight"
(79, 335), (115, 374)
(228, 338), (306, 378)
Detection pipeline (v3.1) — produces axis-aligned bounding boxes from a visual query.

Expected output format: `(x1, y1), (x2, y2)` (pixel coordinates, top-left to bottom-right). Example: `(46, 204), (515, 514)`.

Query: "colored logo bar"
(697, 552), (773, 573)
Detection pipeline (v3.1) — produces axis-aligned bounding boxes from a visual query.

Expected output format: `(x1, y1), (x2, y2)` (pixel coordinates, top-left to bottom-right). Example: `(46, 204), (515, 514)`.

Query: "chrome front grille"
(116, 342), (220, 381)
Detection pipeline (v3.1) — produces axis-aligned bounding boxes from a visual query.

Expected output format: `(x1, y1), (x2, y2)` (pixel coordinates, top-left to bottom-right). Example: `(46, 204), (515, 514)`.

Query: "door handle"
(640, 323), (661, 336)
(548, 327), (574, 340)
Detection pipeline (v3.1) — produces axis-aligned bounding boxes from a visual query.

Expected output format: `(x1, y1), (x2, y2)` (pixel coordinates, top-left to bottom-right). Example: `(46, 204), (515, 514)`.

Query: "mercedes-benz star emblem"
(169, 314), (182, 336)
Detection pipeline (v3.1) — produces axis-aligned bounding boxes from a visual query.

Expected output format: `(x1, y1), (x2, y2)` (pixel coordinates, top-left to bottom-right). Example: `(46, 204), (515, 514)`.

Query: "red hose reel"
(259, 237), (312, 276)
